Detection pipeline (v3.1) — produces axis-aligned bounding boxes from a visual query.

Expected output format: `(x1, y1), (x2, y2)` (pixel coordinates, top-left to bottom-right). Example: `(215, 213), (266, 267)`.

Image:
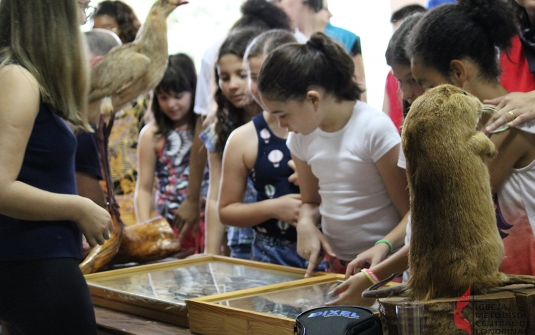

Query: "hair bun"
(306, 38), (324, 52)
(457, 0), (516, 50)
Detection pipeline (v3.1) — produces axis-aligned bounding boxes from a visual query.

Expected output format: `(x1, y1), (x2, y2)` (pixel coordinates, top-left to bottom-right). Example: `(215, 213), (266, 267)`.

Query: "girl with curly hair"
(93, 0), (141, 44)
(200, 28), (262, 258)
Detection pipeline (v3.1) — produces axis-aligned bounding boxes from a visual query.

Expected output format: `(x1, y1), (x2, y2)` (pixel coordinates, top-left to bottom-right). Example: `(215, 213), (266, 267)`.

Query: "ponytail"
(457, 0), (517, 51)
(408, 0), (517, 81)
(258, 32), (362, 102)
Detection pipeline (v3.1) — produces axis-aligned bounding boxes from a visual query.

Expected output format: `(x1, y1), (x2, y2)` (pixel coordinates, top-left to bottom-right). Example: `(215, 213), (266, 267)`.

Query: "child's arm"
(218, 125), (301, 227)
(134, 124), (158, 223)
(373, 144), (409, 250)
(174, 115), (207, 241)
(487, 128), (535, 192)
(345, 211), (409, 278)
(292, 154), (335, 277)
(205, 151), (226, 255)
(326, 244), (409, 307)
(345, 144), (409, 277)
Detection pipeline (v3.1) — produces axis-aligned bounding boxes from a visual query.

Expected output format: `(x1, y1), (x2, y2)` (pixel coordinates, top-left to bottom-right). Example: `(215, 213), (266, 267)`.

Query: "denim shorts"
(230, 243), (252, 260)
(252, 233), (306, 268)
(251, 233), (327, 271)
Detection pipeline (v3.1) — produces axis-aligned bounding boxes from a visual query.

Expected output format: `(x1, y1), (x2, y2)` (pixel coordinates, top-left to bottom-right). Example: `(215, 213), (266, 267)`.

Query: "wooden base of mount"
(378, 285), (535, 334)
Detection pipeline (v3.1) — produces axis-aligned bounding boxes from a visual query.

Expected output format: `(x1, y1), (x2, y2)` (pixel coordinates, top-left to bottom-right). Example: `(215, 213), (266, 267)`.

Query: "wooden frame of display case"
(84, 255), (322, 327)
(187, 274), (356, 335)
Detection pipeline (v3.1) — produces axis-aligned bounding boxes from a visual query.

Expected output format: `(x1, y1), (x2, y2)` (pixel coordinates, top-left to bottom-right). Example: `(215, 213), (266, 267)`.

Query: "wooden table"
(95, 306), (193, 335)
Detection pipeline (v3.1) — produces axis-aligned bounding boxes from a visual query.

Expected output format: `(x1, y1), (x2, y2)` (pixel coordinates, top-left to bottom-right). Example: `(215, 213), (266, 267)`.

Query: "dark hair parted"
(152, 53), (197, 137)
(213, 28), (261, 154)
(258, 32), (362, 102)
(232, 0), (292, 31)
(386, 13), (424, 67)
(390, 4), (426, 24)
(245, 29), (297, 60)
(407, 0), (517, 81)
(94, 0), (141, 43)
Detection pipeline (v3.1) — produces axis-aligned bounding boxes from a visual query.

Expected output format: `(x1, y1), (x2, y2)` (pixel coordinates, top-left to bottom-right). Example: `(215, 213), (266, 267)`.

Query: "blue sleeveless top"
(0, 102), (82, 261)
(250, 114), (299, 241)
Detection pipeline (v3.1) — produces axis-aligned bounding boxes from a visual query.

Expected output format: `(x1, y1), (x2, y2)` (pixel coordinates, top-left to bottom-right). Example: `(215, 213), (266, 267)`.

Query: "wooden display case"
(187, 274), (370, 335)
(84, 255), (315, 327)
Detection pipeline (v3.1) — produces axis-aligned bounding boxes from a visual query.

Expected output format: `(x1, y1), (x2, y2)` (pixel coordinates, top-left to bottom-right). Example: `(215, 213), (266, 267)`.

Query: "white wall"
(328, 0), (392, 109)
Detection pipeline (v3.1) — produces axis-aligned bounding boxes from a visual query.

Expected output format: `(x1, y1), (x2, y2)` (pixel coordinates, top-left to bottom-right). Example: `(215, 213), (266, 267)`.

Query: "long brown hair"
(212, 28), (261, 154)
(0, 0), (90, 130)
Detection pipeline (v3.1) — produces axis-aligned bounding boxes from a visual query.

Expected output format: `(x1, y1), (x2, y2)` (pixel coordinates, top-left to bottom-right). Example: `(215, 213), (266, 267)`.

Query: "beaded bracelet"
(375, 239), (394, 255)
(361, 268), (378, 285)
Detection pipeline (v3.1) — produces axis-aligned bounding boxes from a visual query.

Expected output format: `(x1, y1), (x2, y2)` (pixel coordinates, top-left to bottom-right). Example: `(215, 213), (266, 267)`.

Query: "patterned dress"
(155, 128), (209, 252)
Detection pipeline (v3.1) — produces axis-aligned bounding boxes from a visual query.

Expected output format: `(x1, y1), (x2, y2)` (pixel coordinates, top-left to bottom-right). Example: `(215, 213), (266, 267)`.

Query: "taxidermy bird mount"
(87, 0), (188, 124)
(79, 0), (187, 274)
(363, 85), (535, 300)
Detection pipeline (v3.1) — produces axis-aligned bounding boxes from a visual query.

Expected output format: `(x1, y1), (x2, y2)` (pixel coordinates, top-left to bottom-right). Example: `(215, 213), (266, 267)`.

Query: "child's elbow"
(218, 205), (231, 225)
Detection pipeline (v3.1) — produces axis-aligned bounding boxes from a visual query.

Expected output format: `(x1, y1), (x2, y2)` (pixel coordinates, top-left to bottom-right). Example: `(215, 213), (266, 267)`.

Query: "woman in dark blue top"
(0, 1), (113, 334)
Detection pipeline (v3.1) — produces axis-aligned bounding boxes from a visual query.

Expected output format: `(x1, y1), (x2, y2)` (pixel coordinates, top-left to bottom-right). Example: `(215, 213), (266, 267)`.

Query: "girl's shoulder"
(0, 63), (39, 92)
(230, 120), (256, 140)
(139, 122), (164, 145)
(353, 101), (399, 132)
(354, 100), (388, 117)
(226, 121), (257, 154)
(0, 64), (41, 120)
(139, 121), (158, 136)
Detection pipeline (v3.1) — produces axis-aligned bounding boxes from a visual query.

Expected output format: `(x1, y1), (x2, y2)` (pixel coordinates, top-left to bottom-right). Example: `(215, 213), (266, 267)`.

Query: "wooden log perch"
(378, 285), (535, 334)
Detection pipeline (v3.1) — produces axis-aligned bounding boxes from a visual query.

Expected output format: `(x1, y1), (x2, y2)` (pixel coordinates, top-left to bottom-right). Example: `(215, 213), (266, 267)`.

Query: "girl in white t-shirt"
(258, 32), (410, 277)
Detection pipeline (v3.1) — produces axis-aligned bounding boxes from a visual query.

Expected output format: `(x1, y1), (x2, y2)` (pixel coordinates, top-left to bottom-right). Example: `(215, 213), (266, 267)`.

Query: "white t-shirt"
(194, 30), (308, 117)
(496, 123), (535, 275)
(398, 149), (406, 169)
(294, 28), (307, 44)
(287, 101), (401, 261)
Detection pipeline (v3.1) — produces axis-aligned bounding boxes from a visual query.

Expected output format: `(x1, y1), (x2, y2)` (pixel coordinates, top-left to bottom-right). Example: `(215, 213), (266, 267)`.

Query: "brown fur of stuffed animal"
(363, 85), (535, 300)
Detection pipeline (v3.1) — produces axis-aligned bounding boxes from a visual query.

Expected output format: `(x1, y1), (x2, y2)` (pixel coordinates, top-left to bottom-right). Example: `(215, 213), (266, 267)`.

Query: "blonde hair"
(0, 0), (90, 130)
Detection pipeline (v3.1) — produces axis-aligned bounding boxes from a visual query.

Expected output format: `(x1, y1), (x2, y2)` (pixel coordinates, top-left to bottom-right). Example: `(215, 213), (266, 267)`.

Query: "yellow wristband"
(375, 239), (393, 255)
(361, 268), (378, 285)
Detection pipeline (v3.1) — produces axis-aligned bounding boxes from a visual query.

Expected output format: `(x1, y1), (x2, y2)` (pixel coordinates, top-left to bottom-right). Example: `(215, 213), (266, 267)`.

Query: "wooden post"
(378, 286), (535, 334)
